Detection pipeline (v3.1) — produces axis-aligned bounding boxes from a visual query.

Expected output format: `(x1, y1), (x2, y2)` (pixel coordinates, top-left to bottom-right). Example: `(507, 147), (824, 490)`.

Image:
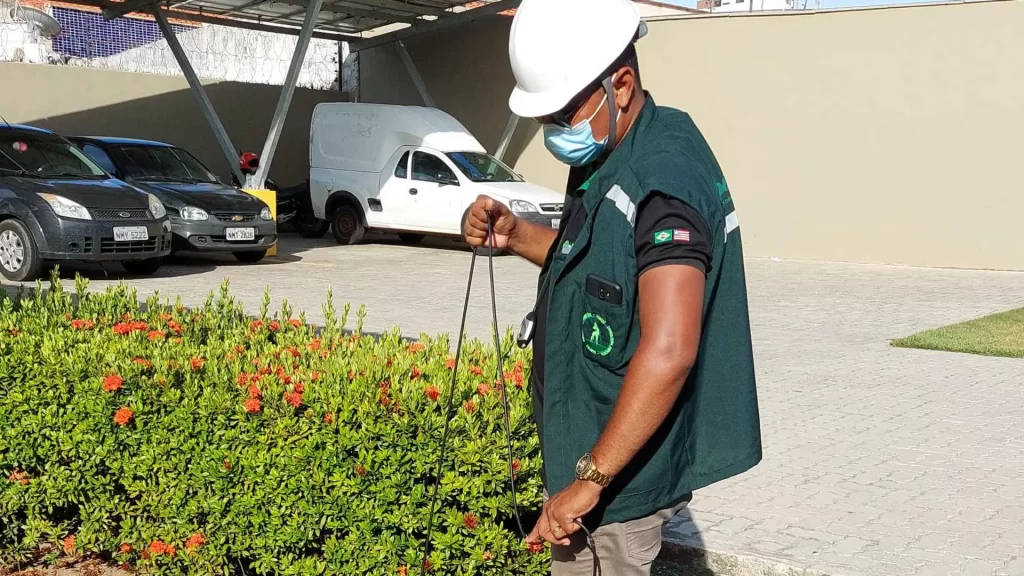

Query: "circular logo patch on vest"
(582, 313), (615, 356)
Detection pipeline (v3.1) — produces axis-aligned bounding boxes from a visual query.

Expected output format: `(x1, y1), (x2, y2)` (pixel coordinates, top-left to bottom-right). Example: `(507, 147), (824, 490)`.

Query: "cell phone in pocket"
(585, 274), (623, 305)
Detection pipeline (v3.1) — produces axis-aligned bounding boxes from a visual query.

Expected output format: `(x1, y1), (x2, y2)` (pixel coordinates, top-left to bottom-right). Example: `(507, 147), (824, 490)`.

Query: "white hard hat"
(508, 0), (646, 119)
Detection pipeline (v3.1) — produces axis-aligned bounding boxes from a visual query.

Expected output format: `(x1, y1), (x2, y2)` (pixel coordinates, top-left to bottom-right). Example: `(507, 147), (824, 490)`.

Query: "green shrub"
(0, 275), (547, 575)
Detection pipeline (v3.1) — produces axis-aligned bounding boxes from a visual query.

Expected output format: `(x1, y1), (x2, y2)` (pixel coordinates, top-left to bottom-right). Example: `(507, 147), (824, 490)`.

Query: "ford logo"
(118, 211), (131, 218)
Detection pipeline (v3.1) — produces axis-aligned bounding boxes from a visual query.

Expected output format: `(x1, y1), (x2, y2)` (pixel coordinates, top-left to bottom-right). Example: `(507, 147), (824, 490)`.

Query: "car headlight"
(259, 206), (273, 221)
(148, 194), (167, 219)
(179, 206), (209, 221)
(37, 193), (91, 220)
(509, 200), (538, 213)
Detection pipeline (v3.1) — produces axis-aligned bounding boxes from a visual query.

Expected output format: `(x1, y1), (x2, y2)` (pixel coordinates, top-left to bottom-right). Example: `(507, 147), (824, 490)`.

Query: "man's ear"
(612, 65), (637, 110)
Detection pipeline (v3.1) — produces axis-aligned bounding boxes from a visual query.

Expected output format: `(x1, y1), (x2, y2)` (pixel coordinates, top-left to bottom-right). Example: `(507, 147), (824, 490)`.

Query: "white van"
(310, 103), (565, 245)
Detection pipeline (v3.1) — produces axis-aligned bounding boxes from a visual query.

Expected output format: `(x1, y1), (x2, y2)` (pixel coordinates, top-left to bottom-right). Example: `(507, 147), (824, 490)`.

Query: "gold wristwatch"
(575, 453), (612, 487)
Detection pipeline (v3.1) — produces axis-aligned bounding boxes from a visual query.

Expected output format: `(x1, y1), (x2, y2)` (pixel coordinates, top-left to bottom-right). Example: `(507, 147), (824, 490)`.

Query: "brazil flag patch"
(653, 229), (673, 245)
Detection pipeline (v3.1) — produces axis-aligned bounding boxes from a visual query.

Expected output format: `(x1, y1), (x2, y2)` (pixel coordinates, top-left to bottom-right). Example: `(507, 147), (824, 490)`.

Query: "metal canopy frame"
(52, 0), (521, 191)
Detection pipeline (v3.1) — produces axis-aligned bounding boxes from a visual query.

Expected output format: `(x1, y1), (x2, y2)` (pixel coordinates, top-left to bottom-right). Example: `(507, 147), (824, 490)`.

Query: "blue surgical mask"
(543, 94), (618, 167)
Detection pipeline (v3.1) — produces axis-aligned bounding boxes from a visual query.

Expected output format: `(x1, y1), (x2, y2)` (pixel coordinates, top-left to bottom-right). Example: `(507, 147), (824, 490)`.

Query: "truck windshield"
(110, 145), (219, 184)
(0, 132), (107, 178)
(446, 152), (523, 183)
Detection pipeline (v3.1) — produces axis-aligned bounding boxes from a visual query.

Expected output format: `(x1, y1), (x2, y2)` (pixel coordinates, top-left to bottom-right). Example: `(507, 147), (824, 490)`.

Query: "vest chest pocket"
(577, 274), (635, 372)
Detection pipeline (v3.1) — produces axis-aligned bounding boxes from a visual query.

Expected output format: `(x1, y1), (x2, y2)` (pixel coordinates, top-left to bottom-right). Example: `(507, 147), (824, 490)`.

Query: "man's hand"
(464, 195), (517, 250)
(526, 480), (602, 546)
(463, 195), (558, 267)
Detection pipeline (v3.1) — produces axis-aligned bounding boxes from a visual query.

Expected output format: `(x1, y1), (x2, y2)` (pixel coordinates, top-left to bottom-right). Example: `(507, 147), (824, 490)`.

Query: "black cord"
(421, 216), (600, 576)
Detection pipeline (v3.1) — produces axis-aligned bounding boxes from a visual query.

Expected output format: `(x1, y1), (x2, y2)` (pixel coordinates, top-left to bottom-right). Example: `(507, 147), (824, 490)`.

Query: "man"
(464, 0), (762, 573)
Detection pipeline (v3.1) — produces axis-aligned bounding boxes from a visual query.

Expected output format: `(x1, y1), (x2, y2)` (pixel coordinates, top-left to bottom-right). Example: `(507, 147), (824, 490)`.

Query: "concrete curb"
(654, 542), (835, 576)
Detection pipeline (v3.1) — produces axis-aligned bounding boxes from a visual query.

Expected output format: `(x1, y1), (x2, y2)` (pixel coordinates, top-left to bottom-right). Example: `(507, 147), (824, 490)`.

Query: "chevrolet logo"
(231, 215), (245, 222)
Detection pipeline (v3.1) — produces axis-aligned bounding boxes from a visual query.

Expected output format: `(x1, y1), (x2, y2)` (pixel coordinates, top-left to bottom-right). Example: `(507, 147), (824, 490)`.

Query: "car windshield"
(446, 152), (523, 183)
(0, 132), (107, 178)
(110, 145), (219, 184)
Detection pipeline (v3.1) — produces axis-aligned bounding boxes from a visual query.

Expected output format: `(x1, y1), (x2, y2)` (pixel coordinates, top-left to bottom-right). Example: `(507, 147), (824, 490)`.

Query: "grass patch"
(892, 307), (1024, 358)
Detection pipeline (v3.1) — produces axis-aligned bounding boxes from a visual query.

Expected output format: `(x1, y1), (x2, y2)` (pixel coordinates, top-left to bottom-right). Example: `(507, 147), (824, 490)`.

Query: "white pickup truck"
(310, 103), (566, 245)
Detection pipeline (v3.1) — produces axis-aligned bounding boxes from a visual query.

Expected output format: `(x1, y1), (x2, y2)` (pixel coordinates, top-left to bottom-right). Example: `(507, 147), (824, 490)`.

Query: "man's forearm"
(589, 343), (691, 478)
(508, 218), (558, 267)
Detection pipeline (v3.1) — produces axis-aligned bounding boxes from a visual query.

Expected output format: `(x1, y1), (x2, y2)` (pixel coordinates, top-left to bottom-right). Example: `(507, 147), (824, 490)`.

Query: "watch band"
(576, 453), (612, 487)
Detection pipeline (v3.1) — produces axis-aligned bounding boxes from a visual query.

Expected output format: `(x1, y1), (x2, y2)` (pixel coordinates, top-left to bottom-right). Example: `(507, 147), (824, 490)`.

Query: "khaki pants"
(550, 496), (691, 576)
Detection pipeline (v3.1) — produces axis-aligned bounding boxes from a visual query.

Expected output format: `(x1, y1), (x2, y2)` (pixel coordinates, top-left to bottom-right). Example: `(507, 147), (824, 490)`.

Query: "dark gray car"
(0, 124), (171, 281)
(71, 137), (277, 263)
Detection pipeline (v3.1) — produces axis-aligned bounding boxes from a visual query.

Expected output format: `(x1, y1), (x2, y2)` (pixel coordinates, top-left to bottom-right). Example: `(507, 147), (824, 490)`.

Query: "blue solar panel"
(52, 7), (191, 59)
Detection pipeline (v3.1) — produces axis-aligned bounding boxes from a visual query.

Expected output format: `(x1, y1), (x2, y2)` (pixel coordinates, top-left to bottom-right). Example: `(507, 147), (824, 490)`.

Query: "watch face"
(575, 453), (592, 477)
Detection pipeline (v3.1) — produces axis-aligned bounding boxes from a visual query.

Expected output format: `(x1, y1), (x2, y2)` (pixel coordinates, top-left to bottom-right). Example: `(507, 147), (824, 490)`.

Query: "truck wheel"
(398, 233), (425, 245)
(0, 219), (43, 282)
(122, 258), (162, 276)
(234, 250), (267, 263)
(331, 205), (365, 245)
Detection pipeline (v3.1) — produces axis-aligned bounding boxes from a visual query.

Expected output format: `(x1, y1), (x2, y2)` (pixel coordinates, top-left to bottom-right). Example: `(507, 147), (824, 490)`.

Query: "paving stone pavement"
(8, 235), (1024, 576)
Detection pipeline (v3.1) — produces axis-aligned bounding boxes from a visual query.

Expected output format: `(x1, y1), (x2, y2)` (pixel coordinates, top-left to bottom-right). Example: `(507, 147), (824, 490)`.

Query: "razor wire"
(0, 0), (349, 91)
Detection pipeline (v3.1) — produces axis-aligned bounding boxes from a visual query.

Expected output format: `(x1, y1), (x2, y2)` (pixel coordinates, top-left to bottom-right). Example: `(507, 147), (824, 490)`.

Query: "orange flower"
(323, 412), (334, 424)
(398, 567), (408, 576)
(184, 532), (205, 553)
(71, 319), (95, 331)
(463, 400), (478, 413)
(308, 339), (322, 352)
(237, 373), (250, 387)
(235, 345), (245, 354)
(470, 366), (484, 376)
(410, 366), (423, 380)
(249, 320), (263, 332)
(286, 346), (300, 358)
(147, 330), (165, 342)
(483, 551), (494, 562)
(7, 469), (28, 485)
(8, 328), (20, 337)
(512, 458), (522, 472)
(148, 540), (168, 556)
(166, 544), (177, 557)
(159, 313), (173, 322)
(113, 407), (134, 426)
(407, 342), (426, 354)
(269, 320), (281, 332)
(422, 559), (433, 572)
(312, 371), (321, 382)
(133, 357), (152, 368)
(526, 540), (544, 554)
(463, 512), (478, 531)
(244, 398), (261, 413)
(118, 543), (132, 555)
(63, 535), (75, 554)
(347, 371), (356, 382)
(287, 318), (302, 329)
(247, 383), (262, 399)
(103, 374), (124, 392)
(167, 320), (182, 335)
(283, 391), (302, 408)
(424, 385), (440, 401)
(222, 460), (232, 471)
(293, 382), (305, 394)
(171, 337), (183, 345)
(355, 463), (367, 476)
(190, 357), (204, 371)
(476, 383), (491, 396)
(445, 357), (456, 370)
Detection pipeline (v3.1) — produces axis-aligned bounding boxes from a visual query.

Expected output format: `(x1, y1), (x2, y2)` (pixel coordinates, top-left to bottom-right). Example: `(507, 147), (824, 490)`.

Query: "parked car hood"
(474, 180), (566, 207)
(133, 181), (265, 212)
(7, 177), (149, 209)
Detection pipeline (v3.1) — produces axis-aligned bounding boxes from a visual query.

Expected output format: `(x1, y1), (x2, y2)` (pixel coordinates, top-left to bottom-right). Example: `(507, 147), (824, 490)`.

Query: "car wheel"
(234, 250), (267, 263)
(331, 205), (365, 245)
(121, 258), (162, 276)
(0, 219), (43, 282)
(398, 233), (426, 245)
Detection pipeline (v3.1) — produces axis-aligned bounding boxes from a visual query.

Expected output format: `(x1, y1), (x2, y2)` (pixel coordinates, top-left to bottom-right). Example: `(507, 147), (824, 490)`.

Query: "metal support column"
(153, 10), (245, 186)
(396, 40), (435, 108)
(494, 114), (519, 162)
(252, 0), (325, 189)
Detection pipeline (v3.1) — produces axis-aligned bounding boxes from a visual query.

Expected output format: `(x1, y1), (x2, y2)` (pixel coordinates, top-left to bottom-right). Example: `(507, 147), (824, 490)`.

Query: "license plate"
(113, 226), (148, 242)
(226, 227), (256, 241)
(551, 218), (561, 230)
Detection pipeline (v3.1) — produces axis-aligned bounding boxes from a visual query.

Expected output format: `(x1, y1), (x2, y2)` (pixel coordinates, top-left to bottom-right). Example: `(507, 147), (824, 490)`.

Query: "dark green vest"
(536, 97), (762, 525)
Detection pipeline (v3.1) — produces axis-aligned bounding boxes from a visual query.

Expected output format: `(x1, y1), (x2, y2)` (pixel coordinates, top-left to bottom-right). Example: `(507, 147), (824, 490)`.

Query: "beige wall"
(0, 63), (347, 186)
(359, 1), (1024, 271)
